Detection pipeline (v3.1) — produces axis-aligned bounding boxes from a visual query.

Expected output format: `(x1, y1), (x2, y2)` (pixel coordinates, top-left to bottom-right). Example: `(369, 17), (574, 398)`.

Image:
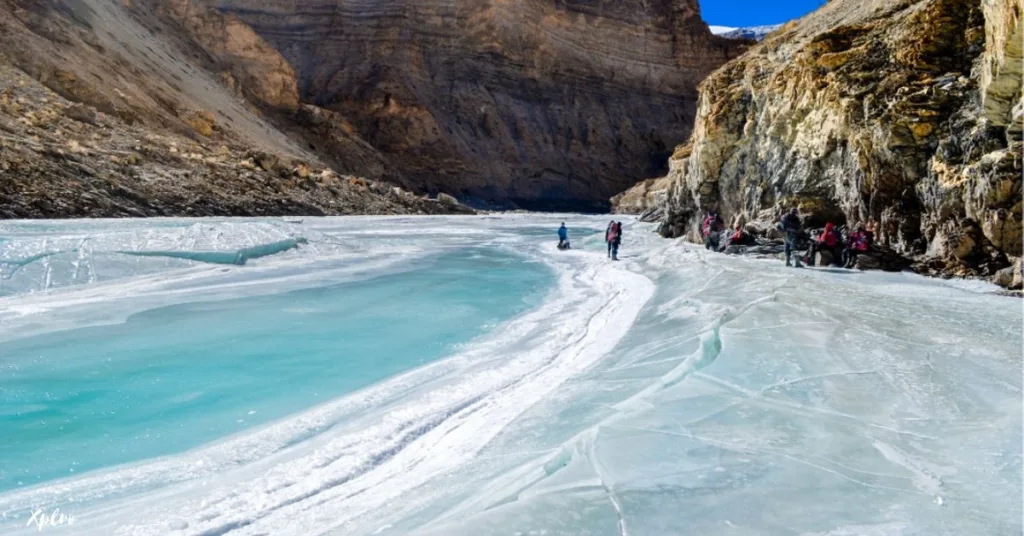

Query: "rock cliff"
(628, 0), (1021, 284)
(2, 0), (747, 215)
(205, 0), (748, 210)
(0, 0), (471, 217)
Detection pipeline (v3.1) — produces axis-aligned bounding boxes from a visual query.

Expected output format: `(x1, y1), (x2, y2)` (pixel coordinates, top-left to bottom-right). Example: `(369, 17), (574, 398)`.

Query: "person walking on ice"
(609, 221), (623, 260)
(779, 208), (804, 267)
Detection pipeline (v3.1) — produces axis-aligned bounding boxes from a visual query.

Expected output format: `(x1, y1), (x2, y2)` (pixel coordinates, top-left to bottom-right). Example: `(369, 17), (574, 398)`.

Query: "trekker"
(807, 222), (842, 266)
(779, 208), (803, 267)
(726, 222), (752, 248)
(843, 225), (870, 268)
(557, 222), (570, 250)
(702, 211), (724, 250)
(610, 221), (623, 260)
(605, 220), (616, 258)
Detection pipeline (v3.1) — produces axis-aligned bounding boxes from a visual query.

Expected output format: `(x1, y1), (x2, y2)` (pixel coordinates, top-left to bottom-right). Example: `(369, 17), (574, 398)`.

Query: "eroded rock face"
(205, 0), (748, 210)
(981, 0), (1023, 134)
(610, 177), (672, 215)
(0, 1), (471, 218)
(649, 0), (1022, 281)
(139, 0), (301, 112)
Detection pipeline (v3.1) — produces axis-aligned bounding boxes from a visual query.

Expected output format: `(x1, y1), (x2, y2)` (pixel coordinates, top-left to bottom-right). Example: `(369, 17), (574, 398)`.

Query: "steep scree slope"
(0, 0), (466, 217)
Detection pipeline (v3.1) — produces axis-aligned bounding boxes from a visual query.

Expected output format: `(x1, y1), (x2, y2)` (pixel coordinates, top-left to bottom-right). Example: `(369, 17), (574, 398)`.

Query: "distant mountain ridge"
(708, 24), (783, 41)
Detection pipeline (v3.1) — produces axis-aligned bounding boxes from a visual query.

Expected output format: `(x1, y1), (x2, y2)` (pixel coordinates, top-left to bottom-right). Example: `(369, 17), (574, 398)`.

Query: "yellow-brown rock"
(182, 109), (216, 136)
(144, 0), (301, 112)
(647, 0), (1022, 282)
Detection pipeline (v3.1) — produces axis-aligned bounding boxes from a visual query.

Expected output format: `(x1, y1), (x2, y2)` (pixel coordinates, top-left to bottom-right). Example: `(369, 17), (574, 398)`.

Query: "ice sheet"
(0, 215), (1019, 536)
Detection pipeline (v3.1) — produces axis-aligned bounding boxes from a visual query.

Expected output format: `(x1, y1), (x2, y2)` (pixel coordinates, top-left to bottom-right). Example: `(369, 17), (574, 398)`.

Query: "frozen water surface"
(0, 215), (1019, 535)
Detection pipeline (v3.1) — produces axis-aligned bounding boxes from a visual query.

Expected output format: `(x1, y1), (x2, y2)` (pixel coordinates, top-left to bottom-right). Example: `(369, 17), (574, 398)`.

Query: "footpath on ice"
(0, 215), (1020, 536)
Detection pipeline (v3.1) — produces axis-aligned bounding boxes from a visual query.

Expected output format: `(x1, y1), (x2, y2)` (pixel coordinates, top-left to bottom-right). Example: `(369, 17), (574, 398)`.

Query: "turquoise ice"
(0, 247), (549, 491)
(0, 216), (1019, 536)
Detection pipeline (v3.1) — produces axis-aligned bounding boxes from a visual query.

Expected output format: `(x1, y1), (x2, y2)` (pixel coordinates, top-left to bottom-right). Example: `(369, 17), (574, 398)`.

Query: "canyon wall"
(206, 0), (748, 210)
(632, 0), (1021, 281)
(2, 0), (748, 215)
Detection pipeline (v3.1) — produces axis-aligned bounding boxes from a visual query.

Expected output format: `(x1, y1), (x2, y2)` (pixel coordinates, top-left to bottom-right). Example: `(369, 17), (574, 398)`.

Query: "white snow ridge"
(710, 23), (784, 40)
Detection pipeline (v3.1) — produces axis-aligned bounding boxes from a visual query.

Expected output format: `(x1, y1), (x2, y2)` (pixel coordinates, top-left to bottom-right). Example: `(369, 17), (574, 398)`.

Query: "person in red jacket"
(609, 221), (623, 260)
(843, 225), (871, 268)
(604, 220), (615, 258)
(807, 222), (843, 266)
(702, 211), (724, 250)
(730, 223), (745, 244)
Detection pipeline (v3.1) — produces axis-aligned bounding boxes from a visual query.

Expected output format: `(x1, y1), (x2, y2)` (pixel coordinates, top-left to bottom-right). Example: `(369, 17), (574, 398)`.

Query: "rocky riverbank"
(701, 219), (1022, 293)
(613, 0), (1022, 290)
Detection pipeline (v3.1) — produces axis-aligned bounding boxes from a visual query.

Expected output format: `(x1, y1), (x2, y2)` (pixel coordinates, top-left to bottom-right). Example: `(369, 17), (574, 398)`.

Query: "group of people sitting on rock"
(781, 208), (877, 268)
(701, 208), (877, 269)
(701, 211), (756, 252)
(804, 221), (874, 268)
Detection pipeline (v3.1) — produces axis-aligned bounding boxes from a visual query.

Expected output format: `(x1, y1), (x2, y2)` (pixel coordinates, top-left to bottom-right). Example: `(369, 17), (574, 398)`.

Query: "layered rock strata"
(206, 0), (749, 210)
(2, 0), (747, 215)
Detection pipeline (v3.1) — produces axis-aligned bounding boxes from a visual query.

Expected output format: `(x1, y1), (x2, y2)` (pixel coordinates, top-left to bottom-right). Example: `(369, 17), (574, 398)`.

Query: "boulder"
(182, 110), (216, 137)
(994, 258), (1023, 289)
(638, 206), (664, 223)
(437, 192), (459, 207)
(64, 104), (98, 125)
(855, 254), (882, 271)
(854, 248), (914, 272)
(994, 265), (1015, 287)
(252, 152), (280, 173)
(815, 249), (837, 267)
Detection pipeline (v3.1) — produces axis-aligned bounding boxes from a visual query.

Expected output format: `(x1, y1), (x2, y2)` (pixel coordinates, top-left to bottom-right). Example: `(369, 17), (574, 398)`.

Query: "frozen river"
(0, 215), (1020, 535)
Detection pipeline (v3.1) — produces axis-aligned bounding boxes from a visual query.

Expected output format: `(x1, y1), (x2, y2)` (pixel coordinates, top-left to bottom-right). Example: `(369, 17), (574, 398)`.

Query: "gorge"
(0, 0), (748, 214)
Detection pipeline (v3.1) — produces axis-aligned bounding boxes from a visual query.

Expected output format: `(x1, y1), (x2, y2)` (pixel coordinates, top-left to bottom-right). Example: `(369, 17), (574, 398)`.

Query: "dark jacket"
(702, 214), (724, 236)
(781, 213), (801, 234)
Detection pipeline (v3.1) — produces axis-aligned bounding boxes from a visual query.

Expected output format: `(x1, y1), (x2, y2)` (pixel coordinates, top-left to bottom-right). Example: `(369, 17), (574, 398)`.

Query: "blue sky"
(700, 0), (825, 27)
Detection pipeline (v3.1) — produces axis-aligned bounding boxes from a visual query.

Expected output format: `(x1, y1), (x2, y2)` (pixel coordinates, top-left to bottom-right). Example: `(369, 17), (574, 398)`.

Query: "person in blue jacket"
(557, 222), (570, 250)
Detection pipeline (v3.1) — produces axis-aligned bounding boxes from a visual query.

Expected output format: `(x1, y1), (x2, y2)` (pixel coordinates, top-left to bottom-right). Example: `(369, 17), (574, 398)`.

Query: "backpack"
(822, 230), (839, 247)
